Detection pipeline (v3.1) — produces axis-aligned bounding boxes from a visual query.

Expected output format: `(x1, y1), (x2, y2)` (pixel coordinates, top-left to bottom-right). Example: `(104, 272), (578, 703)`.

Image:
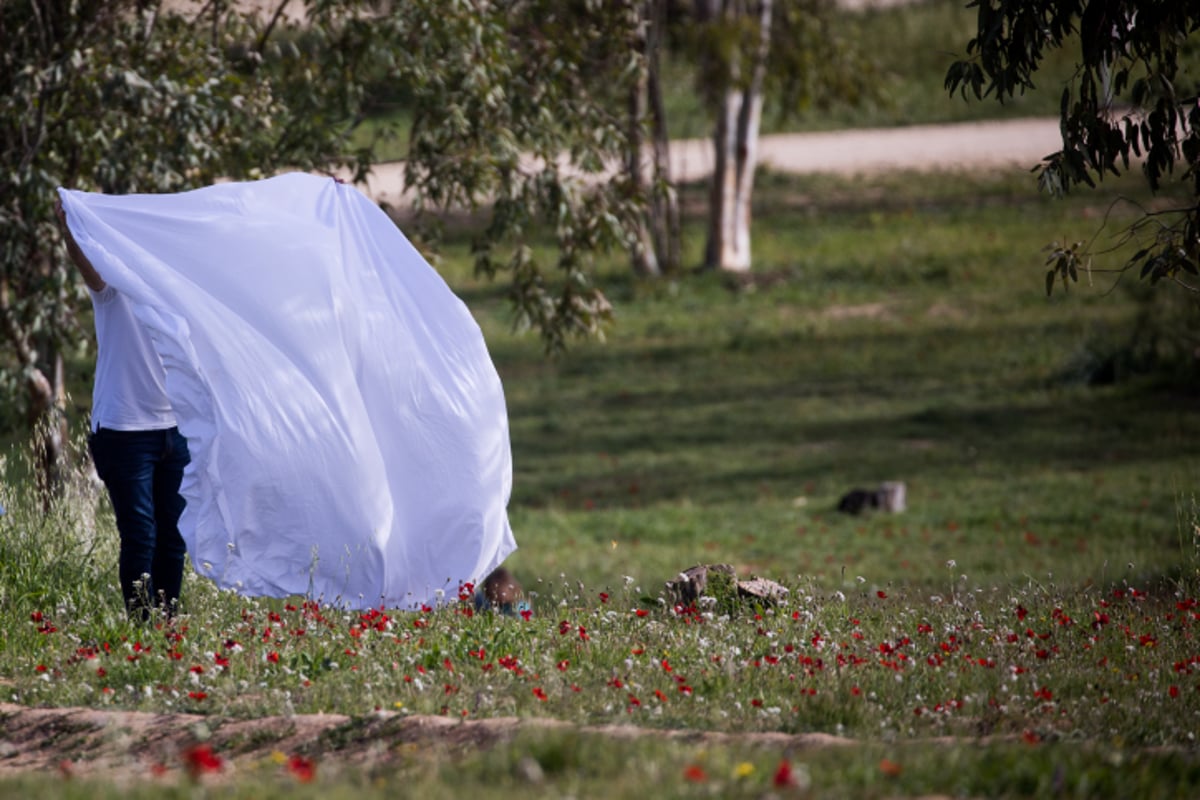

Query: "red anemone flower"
(288, 754), (316, 783)
(183, 744), (223, 777)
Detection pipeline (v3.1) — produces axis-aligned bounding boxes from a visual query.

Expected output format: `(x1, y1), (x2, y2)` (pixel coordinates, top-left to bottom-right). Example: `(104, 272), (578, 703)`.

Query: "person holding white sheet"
(56, 175), (517, 610)
(55, 196), (190, 621)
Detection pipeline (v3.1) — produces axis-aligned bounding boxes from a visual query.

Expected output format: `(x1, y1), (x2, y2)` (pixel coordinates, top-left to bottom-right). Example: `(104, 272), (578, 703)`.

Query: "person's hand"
(54, 196), (78, 246)
(54, 193), (105, 291)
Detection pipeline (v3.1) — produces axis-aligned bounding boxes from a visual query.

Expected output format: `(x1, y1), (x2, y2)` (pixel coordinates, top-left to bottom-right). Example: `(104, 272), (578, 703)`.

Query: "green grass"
(5, 734), (1200, 799)
(3, 165), (1199, 796)
(463, 168), (1200, 597)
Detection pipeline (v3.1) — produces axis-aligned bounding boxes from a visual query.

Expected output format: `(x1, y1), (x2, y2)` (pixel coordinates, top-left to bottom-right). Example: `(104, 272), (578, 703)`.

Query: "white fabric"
(59, 174), (517, 610)
(89, 285), (176, 432)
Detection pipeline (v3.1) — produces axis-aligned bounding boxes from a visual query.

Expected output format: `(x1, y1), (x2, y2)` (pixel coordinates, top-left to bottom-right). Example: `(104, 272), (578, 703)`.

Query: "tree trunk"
(2, 271), (70, 506)
(627, 2), (662, 277)
(646, 0), (681, 273)
(703, 0), (772, 273)
(627, 44), (661, 277)
(28, 346), (69, 509)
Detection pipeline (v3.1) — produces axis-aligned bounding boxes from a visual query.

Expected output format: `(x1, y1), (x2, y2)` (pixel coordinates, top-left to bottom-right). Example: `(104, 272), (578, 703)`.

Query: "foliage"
(0, 0), (390, 437)
(4, 740), (1200, 798)
(764, 0), (879, 121)
(683, 0), (875, 117)
(945, 0), (1200, 295)
(0, 0), (649, 474)
(389, 1), (644, 348)
(355, 0), (1094, 159)
(5, 470), (1200, 746)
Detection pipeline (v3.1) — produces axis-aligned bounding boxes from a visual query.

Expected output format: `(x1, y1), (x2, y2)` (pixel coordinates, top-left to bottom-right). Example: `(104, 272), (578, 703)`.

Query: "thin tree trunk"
(628, 44), (657, 281)
(32, 348), (68, 508)
(646, 0), (681, 273)
(703, 0), (772, 273)
(706, 86), (742, 270)
(729, 0), (771, 271)
(3, 271), (70, 506)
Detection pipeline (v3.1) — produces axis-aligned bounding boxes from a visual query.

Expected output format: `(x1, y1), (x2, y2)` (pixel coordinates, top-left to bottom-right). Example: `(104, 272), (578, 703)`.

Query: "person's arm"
(54, 196), (107, 292)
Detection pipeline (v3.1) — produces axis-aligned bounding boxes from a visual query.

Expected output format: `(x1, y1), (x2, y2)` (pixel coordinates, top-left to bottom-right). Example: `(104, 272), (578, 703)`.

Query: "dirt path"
(359, 117), (1062, 207)
(681, 117), (1061, 181)
(0, 701), (861, 782)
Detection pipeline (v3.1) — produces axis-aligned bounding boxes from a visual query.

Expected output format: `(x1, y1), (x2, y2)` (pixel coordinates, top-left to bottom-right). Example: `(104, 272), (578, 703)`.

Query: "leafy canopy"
(0, 0), (393, 428)
(1, 1), (644, 437)
(392, 1), (643, 348)
(946, 0), (1199, 292)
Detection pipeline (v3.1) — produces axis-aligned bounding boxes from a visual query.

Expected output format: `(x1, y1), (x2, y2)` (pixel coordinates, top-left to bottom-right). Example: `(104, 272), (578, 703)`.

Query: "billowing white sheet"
(59, 174), (516, 610)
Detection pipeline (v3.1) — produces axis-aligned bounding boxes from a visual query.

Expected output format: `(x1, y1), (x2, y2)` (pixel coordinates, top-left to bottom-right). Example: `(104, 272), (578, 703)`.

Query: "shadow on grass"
(499, 314), (1200, 511)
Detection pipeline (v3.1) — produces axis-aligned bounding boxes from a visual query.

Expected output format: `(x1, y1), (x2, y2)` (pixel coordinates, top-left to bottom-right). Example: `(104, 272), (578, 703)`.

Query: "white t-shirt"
(89, 285), (176, 432)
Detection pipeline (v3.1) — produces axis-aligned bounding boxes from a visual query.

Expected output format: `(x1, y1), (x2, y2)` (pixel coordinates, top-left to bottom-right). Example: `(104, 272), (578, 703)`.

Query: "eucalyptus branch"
(0, 275), (37, 371)
(211, 0), (222, 48)
(28, 0), (49, 56)
(185, 0), (218, 31)
(1069, 195), (1136, 263)
(254, 0), (292, 55)
(1169, 275), (1200, 293)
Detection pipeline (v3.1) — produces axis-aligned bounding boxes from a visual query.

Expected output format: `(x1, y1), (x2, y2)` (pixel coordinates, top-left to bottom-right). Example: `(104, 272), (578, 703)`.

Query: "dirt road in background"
(673, 117), (1062, 181)
(359, 117), (1062, 208)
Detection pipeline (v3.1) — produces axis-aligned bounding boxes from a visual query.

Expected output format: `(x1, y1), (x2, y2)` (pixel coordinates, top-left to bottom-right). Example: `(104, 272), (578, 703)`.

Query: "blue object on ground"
(474, 591), (532, 617)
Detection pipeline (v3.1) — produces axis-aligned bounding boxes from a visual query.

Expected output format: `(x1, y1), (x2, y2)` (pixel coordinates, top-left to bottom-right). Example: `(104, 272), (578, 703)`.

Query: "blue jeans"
(88, 427), (190, 618)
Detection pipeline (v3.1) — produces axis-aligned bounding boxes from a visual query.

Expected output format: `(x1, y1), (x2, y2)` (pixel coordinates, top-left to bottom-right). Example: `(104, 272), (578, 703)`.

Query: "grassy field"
(3, 164), (1199, 797)
(5, 0), (1200, 795)
(487, 168), (1200, 595)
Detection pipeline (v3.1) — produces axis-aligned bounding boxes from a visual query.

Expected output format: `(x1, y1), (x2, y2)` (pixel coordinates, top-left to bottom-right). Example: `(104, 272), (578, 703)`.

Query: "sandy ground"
(358, 117), (1063, 208)
(679, 117), (1061, 180)
(0, 700), (864, 782)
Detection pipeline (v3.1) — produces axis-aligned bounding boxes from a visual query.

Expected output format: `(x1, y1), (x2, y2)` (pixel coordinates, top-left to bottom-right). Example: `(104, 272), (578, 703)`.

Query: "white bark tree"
(690, 0), (875, 272)
(698, 0), (771, 272)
